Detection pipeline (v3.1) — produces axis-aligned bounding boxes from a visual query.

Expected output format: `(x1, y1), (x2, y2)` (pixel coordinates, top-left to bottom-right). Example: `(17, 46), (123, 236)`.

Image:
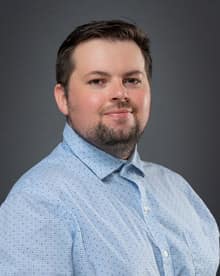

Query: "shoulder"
(141, 161), (188, 191)
(6, 143), (81, 200)
(140, 161), (206, 205)
(1, 142), (82, 225)
(0, 143), (79, 235)
(141, 161), (219, 237)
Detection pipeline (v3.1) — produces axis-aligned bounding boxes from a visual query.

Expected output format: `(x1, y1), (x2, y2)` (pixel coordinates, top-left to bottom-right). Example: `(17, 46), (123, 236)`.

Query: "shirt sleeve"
(0, 184), (75, 275)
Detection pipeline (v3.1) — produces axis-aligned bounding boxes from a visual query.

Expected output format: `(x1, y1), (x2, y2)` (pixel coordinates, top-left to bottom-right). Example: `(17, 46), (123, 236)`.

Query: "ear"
(54, 84), (68, 115)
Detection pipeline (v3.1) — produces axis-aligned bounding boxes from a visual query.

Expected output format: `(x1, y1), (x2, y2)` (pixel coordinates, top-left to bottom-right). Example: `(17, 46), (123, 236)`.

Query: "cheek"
(69, 92), (104, 113)
(87, 95), (104, 108)
(134, 90), (151, 113)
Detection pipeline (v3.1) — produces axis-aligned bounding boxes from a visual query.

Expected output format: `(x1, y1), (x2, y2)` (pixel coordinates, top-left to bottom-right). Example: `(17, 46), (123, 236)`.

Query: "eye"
(123, 78), (141, 87)
(87, 79), (107, 86)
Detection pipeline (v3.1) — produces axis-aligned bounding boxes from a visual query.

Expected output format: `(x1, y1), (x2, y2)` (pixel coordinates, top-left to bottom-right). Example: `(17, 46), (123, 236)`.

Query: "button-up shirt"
(0, 123), (219, 275)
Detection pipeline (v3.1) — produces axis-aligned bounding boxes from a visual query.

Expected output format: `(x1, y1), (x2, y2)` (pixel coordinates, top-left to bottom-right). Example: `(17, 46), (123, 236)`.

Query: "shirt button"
(143, 206), (150, 214)
(163, 250), (169, 258)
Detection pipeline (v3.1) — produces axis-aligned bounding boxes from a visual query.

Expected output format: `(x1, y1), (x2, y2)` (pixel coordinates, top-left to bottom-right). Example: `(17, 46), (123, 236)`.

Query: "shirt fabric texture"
(0, 123), (219, 275)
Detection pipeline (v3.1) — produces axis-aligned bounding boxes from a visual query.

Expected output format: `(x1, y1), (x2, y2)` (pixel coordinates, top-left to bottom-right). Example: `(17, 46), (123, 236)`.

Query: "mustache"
(100, 100), (136, 114)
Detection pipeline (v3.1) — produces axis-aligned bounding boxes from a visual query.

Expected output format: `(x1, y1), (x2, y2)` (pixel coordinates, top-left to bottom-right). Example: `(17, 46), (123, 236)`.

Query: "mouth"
(103, 109), (133, 119)
(103, 108), (132, 114)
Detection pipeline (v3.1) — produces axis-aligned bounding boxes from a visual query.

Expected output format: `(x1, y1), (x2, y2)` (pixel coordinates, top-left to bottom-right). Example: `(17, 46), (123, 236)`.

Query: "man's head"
(54, 20), (152, 159)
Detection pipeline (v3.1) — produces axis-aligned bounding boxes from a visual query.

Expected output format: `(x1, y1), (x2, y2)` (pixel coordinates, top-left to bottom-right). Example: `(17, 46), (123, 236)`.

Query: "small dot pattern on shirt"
(0, 123), (219, 275)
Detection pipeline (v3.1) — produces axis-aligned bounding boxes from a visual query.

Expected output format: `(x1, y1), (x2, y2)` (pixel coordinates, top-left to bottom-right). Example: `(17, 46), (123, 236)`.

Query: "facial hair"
(68, 100), (145, 159)
(85, 99), (144, 159)
(87, 121), (141, 159)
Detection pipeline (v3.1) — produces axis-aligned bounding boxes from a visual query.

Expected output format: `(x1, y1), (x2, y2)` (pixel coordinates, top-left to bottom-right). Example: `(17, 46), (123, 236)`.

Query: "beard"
(93, 121), (140, 145)
(68, 100), (147, 159)
(84, 119), (143, 159)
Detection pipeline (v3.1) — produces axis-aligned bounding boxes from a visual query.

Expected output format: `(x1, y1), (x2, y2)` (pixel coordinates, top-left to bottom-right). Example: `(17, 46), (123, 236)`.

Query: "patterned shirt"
(0, 123), (219, 275)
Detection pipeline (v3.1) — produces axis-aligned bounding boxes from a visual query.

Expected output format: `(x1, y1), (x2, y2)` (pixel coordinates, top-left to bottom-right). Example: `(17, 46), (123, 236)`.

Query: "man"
(0, 20), (219, 275)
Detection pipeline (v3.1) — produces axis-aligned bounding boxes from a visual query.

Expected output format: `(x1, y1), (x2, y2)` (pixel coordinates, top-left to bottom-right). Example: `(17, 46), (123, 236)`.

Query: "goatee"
(85, 121), (143, 159)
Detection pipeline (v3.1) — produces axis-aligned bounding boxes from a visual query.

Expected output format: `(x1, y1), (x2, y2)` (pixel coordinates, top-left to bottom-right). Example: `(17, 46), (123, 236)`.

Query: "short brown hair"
(56, 20), (152, 93)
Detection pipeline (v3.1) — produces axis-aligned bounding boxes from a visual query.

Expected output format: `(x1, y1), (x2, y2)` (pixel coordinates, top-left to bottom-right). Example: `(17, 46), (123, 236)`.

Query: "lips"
(103, 109), (132, 115)
(103, 109), (132, 119)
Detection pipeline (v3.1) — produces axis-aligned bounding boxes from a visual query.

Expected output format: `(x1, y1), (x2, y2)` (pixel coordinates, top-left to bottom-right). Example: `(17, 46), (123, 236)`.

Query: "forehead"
(71, 39), (146, 74)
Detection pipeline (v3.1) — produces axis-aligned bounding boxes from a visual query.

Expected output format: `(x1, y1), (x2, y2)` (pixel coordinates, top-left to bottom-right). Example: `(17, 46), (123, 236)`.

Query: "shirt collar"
(128, 147), (145, 177)
(62, 123), (145, 179)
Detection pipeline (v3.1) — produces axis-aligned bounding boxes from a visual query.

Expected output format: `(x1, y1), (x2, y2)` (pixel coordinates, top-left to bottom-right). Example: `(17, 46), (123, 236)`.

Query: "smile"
(103, 109), (132, 119)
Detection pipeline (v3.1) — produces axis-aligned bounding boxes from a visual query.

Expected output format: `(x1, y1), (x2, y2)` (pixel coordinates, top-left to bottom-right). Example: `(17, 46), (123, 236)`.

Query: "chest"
(66, 170), (218, 275)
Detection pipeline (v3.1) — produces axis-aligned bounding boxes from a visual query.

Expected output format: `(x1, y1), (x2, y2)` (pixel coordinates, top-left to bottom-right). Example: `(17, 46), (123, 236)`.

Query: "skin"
(54, 39), (151, 159)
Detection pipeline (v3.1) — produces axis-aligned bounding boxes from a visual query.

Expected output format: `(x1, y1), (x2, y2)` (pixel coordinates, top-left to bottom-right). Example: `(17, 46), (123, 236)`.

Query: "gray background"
(0, 0), (219, 253)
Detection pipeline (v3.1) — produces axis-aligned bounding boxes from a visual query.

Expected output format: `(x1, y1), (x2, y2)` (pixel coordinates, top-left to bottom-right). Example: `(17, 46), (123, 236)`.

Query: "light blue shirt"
(0, 123), (219, 275)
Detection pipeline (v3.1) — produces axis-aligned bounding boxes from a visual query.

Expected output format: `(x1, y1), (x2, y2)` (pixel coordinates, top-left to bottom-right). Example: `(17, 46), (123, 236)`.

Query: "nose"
(110, 79), (129, 101)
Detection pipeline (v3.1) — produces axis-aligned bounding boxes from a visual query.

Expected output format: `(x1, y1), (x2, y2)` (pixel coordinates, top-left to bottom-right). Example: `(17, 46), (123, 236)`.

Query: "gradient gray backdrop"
(1, 0), (219, 259)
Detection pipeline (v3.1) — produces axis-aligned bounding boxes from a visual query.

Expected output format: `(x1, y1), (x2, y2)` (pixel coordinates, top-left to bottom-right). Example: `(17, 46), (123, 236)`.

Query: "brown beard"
(84, 119), (143, 159)
(68, 100), (145, 159)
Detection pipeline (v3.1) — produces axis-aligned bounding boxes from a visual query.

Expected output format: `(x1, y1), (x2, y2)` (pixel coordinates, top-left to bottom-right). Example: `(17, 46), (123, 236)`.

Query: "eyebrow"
(124, 70), (145, 77)
(84, 71), (111, 78)
(84, 70), (144, 78)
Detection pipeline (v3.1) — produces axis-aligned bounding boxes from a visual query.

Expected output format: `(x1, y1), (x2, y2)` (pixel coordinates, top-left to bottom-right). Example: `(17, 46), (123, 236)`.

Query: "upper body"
(0, 20), (219, 275)
(0, 123), (219, 275)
